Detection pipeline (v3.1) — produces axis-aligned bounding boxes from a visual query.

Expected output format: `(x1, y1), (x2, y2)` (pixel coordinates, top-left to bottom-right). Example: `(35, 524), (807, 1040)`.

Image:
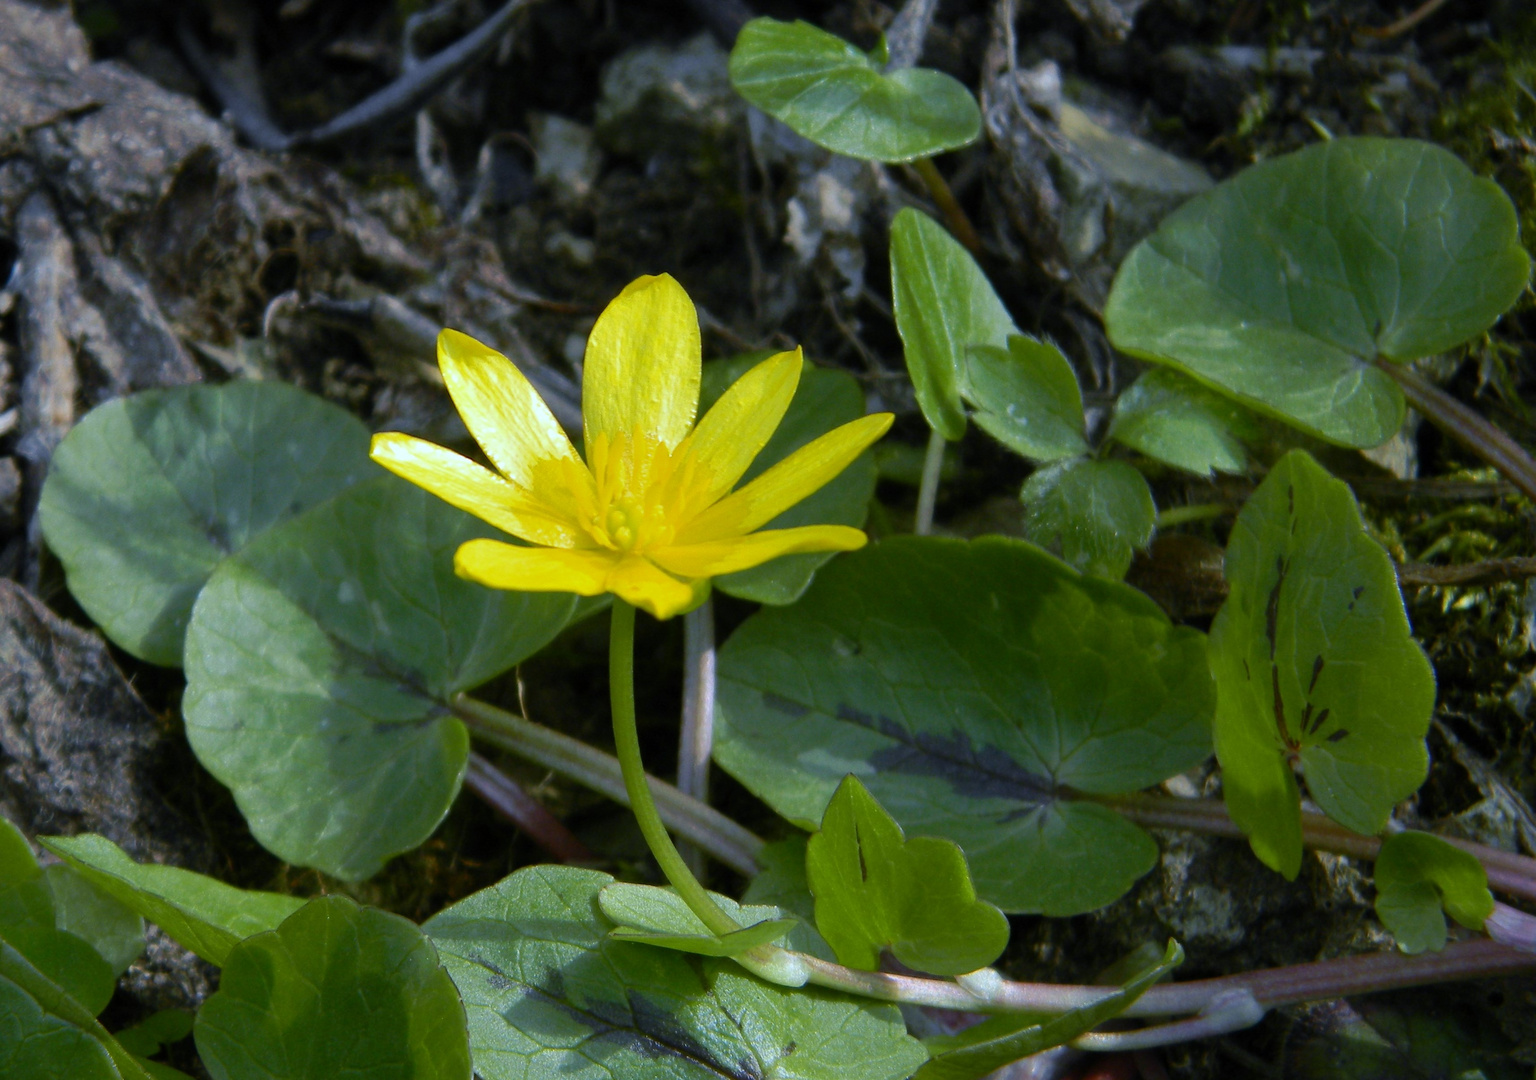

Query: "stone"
(594, 33), (741, 159)
(530, 113), (602, 204)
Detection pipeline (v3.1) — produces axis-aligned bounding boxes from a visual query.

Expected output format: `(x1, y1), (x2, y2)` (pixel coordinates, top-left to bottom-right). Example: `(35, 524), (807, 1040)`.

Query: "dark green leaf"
(1105, 137), (1531, 448)
(1210, 451), (1435, 878)
(115, 1009), (195, 1057)
(806, 775), (1008, 975)
(1107, 368), (1263, 476)
(194, 896), (471, 1080)
(183, 476), (575, 881)
(424, 865), (928, 1080)
(0, 940), (152, 1080)
(1374, 832), (1494, 954)
(1021, 458), (1156, 580)
(39, 383), (373, 665)
(729, 17), (981, 163)
(891, 209), (1018, 441)
(966, 337), (1088, 463)
(715, 536), (1214, 914)
(40, 834), (302, 967)
(597, 883), (798, 956)
(1285, 992), (1526, 1080)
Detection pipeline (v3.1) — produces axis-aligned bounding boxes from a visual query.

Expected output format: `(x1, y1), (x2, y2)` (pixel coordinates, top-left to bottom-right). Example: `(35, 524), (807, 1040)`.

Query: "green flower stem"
(1154, 502), (1233, 529)
(915, 427), (946, 535)
(451, 695), (763, 875)
(911, 156), (982, 256)
(609, 601), (743, 937)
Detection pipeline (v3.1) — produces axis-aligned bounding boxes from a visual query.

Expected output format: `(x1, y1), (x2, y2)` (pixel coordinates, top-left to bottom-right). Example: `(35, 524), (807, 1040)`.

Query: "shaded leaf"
(39, 383), (373, 665)
(1210, 451), (1434, 878)
(1107, 368), (1263, 477)
(741, 837), (817, 924)
(729, 17), (981, 163)
(1285, 993), (1526, 1080)
(598, 883), (798, 956)
(194, 896), (471, 1080)
(42, 866), (144, 977)
(1021, 458), (1156, 580)
(715, 536), (1214, 914)
(1374, 832), (1494, 955)
(183, 476), (575, 881)
(1105, 137), (1530, 447)
(966, 337), (1087, 463)
(115, 1009), (195, 1058)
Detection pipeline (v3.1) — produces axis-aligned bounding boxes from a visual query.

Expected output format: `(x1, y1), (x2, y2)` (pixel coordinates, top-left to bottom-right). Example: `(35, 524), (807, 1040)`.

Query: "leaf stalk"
(915, 427), (947, 535)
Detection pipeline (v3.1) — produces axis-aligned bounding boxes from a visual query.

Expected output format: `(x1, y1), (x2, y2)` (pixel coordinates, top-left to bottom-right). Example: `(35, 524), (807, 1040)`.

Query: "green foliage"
(182, 475), (574, 881)
(194, 896), (471, 1080)
(728, 17), (981, 163)
(742, 836), (817, 923)
(890, 208), (1018, 440)
(42, 866), (145, 977)
(1210, 451), (1435, 878)
(715, 536), (1214, 915)
(0, 939), (152, 1080)
(805, 775), (1008, 976)
(965, 337), (1088, 463)
(116, 1010), (195, 1058)
(1107, 368), (1262, 477)
(1020, 459), (1156, 580)
(424, 865), (929, 1080)
(597, 883), (797, 956)
(40, 834), (303, 967)
(1286, 992), (1528, 1079)
(1106, 137), (1531, 447)
(39, 383), (373, 665)
(701, 354), (878, 604)
(1373, 833), (1494, 955)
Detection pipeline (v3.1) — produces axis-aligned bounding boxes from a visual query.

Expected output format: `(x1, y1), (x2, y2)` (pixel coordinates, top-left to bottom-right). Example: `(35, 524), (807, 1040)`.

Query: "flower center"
(581, 429), (712, 555)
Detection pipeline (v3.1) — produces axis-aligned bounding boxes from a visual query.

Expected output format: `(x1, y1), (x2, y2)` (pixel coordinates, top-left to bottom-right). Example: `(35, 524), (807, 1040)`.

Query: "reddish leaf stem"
(463, 751), (592, 864)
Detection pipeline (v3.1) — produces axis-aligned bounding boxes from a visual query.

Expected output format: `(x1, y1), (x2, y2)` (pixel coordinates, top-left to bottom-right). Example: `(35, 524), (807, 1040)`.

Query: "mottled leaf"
(1021, 458), (1156, 580)
(966, 337), (1087, 463)
(715, 536), (1214, 914)
(1374, 832), (1493, 954)
(1107, 368), (1263, 477)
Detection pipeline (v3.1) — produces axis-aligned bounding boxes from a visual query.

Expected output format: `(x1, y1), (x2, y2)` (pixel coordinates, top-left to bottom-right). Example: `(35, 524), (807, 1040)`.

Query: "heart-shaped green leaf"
(194, 896), (471, 1080)
(729, 17), (981, 163)
(39, 382), (374, 665)
(892, 208), (1018, 440)
(1374, 832), (1494, 954)
(701, 355), (878, 605)
(1211, 450), (1435, 878)
(39, 835), (302, 967)
(597, 883), (798, 956)
(184, 475), (575, 881)
(1105, 137), (1531, 448)
(424, 865), (928, 1080)
(1107, 368), (1264, 477)
(715, 536), (1215, 915)
(966, 337), (1088, 463)
(1021, 458), (1156, 580)
(807, 775), (1008, 976)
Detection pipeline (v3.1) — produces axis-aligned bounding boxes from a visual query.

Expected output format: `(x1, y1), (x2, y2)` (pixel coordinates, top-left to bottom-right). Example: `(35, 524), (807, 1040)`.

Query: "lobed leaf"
(0, 939), (152, 1080)
(1107, 367), (1263, 477)
(966, 337), (1088, 464)
(1374, 832), (1494, 955)
(1020, 458), (1156, 580)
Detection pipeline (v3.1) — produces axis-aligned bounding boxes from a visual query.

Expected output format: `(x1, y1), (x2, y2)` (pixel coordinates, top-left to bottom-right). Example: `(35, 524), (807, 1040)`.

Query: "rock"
(594, 33), (741, 159)
(0, 457), (21, 535)
(530, 113), (602, 204)
(0, 0), (94, 156)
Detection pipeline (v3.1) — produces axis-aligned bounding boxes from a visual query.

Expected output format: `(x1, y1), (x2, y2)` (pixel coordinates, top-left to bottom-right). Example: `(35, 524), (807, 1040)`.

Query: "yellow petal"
(438, 329), (583, 488)
(370, 433), (581, 548)
(650, 525), (867, 578)
(607, 556), (710, 620)
(678, 348), (802, 506)
(455, 539), (614, 596)
(676, 413), (894, 543)
(582, 274), (700, 454)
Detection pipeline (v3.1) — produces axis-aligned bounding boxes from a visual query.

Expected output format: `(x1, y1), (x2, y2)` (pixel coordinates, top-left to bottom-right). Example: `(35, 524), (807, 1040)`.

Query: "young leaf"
(183, 475), (575, 881)
(1374, 832), (1494, 955)
(966, 337), (1088, 463)
(194, 896), (471, 1080)
(916, 941), (1184, 1080)
(39, 382), (373, 665)
(597, 882), (797, 956)
(1021, 458), (1156, 580)
(42, 866), (145, 977)
(1210, 450), (1435, 878)
(715, 536), (1215, 915)
(1105, 137), (1531, 448)
(39, 834), (303, 967)
(891, 208), (1019, 441)
(729, 17), (981, 163)
(0, 940), (153, 1080)
(700, 355), (879, 605)
(1107, 368), (1262, 477)
(425, 865), (928, 1080)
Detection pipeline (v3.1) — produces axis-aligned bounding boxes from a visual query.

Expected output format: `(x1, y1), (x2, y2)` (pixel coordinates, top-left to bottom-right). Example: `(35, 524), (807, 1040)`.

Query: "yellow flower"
(371, 274), (894, 619)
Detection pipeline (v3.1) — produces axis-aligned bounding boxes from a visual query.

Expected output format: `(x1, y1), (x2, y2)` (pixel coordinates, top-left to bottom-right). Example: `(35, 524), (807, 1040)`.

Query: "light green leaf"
(42, 866), (144, 977)
(39, 834), (303, 967)
(729, 17), (981, 163)
(701, 355), (878, 605)
(1107, 368), (1263, 476)
(424, 865), (928, 1080)
(1374, 832), (1494, 954)
(0, 940), (153, 1080)
(1105, 137), (1531, 448)
(916, 941), (1183, 1080)
(597, 883), (797, 956)
(807, 775), (1008, 976)
(1210, 450), (1435, 878)
(1021, 458), (1156, 580)
(715, 536), (1214, 915)
(194, 896), (471, 1080)
(891, 208), (1019, 440)
(39, 382), (373, 665)
(966, 337), (1088, 463)
(0, 817), (53, 935)
(183, 475), (575, 881)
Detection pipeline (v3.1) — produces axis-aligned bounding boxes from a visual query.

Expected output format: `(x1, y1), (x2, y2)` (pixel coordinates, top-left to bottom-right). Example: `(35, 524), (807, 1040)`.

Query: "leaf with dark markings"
(424, 865), (927, 1080)
(1211, 451), (1435, 879)
(715, 536), (1215, 915)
